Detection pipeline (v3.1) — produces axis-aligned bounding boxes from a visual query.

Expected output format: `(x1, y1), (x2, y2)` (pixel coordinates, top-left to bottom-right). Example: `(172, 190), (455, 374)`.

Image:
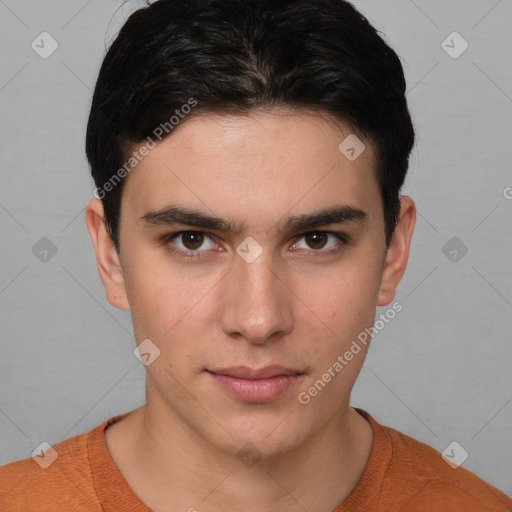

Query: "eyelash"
(160, 230), (349, 259)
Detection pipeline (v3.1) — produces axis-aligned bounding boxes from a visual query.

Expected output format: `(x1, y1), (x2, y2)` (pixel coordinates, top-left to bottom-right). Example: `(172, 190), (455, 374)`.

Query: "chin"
(216, 412), (307, 459)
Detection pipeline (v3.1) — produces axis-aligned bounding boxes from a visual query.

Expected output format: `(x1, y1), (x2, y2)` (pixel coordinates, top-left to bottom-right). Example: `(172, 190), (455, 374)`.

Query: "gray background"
(1, 0), (511, 498)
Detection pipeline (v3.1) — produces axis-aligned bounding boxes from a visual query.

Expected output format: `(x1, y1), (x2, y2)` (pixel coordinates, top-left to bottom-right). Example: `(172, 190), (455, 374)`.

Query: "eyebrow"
(140, 204), (368, 234)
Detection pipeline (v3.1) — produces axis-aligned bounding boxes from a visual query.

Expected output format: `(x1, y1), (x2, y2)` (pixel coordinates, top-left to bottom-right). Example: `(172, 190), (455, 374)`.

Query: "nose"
(218, 249), (293, 345)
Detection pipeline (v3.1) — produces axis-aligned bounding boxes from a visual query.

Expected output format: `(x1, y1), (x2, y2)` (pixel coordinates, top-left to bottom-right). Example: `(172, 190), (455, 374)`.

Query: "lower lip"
(208, 372), (302, 403)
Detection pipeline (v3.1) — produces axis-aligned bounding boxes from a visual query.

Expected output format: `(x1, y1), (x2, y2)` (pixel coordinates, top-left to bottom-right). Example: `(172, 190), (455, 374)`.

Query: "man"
(1, 0), (511, 510)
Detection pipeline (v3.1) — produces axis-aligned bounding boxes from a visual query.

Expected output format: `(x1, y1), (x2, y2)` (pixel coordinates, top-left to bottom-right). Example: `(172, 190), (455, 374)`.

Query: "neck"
(115, 400), (373, 512)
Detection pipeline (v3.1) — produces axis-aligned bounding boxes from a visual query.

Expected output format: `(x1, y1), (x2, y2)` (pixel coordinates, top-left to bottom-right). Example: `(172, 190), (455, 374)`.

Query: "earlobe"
(85, 198), (130, 311)
(377, 196), (416, 306)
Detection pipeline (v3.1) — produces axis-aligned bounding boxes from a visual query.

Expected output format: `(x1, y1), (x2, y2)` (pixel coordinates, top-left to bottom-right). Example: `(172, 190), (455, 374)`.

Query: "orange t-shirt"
(1, 408), (511, 511)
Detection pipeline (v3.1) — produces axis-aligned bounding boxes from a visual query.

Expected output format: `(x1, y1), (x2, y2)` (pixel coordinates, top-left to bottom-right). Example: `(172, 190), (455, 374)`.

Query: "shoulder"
(357, 409), (512, 512)
(0, 423), (103, 512)
(382, 424), (512, 511)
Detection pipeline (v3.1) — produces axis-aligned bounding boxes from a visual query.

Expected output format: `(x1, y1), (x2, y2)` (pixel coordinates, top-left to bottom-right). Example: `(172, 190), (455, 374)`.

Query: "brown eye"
(181, 231), (204, 250)
(163, 231), (217, 256)
(304, 232), (329, 249)
(291, 231), (348, 254)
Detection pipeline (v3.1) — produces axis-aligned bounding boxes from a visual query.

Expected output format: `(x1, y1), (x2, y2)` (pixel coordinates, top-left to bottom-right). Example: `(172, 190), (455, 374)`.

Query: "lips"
(206, 365), (304, 403)
(208, 365), (302, 380)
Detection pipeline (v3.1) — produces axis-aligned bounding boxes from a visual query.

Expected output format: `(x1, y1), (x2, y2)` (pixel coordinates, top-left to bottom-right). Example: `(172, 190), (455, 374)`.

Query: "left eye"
(292, 232), (347, 251)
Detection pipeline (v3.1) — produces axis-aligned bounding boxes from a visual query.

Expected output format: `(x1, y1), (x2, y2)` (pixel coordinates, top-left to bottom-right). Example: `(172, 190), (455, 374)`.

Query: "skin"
(86, 109), (416, 512)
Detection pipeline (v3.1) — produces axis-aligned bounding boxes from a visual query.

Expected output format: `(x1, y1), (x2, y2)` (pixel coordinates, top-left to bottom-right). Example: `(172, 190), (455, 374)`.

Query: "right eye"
(162, 231), (218, 257)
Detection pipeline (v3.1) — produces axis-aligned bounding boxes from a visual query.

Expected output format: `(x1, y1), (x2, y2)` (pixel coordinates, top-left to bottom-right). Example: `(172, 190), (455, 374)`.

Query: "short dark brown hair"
(86, 0), (414, 250)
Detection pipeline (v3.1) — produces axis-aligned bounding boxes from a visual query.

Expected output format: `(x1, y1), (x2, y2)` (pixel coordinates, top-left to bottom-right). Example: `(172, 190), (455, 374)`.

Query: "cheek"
(296, 256), (381, 332)
(123, 248), (209, 331)
(289, 256), (382, 386)
(122, 250), (226, 377)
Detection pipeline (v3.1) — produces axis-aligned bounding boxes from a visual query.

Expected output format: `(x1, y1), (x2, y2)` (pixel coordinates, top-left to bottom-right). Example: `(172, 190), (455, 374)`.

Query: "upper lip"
(208, 365), (302, 380)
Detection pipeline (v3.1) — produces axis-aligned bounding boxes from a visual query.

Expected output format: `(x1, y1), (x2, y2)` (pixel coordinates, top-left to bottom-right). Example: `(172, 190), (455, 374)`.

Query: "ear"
(85, 198), (130, 311)
(377, 196), (416, 306)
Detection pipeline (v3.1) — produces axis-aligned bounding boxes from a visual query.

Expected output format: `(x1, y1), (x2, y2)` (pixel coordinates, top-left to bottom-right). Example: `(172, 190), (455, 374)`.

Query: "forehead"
(121, 109), (380, 226)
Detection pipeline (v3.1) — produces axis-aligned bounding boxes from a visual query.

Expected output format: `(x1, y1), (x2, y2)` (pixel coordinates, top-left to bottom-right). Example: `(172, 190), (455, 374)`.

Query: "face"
(87, 109), (415, 460)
